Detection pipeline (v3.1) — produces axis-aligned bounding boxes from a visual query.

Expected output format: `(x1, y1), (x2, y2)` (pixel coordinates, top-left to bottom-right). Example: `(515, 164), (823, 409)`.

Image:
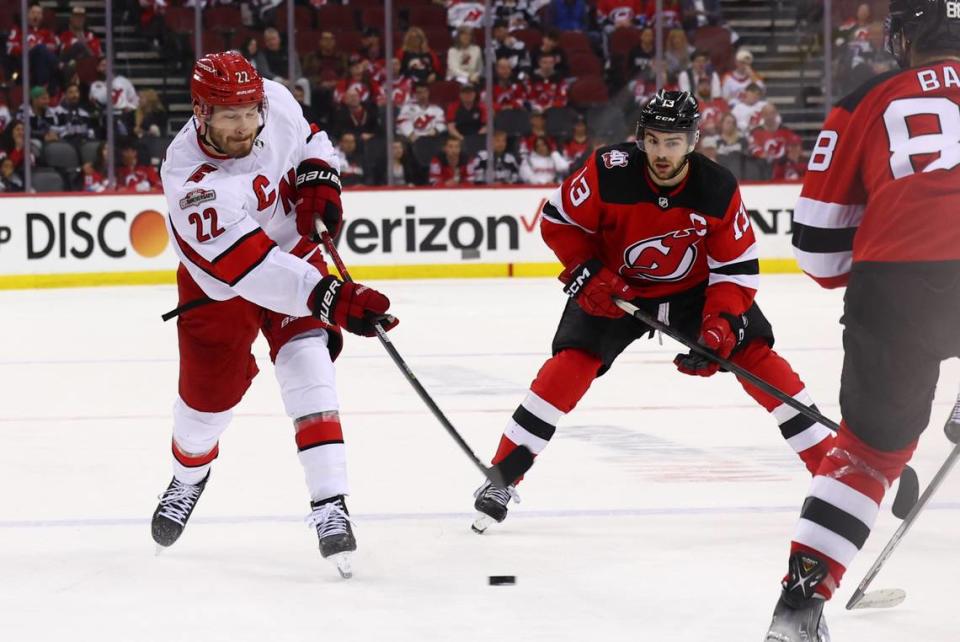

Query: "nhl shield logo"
(658, 196), (669, 209)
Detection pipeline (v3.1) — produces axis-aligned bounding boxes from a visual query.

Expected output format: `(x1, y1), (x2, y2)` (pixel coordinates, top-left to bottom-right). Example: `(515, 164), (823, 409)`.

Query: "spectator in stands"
(304, 32), (350, 101)
(695, 75), (729, 136)
(627, 27), (656, 81)
(90, 56), (139, 135)
(698, 134), (719, 163)
(59, 6), (102, 65)
(533, 29), (569, 79)
(834, 3), (884, 94)
(468, 130), (521, 184)
(629, 59), (672, 108)
(721, 48), (764, 105)
(254, 28), (305, 90)
(0, 156), (25, 192)
(525, 52), (568, 113)
(749, 103), (793, 165)
(335, 132), (366, 187)
(447, 26), (483, 85)
(429, 136), (471, 186)
(730, 82), (766, 133)
(0, 104), (11, 134)
(644, 0), (683, 29)
(22, 86), (59, 145)
(494, 0), (538, 32)
(334, 55), (384, 107)
(81, 141), (108, 192)
(397, 82), (447, 141)
(135, 0), (167, 51)
(332, 88), (380, 143)
(240, 37), (259, 70)
(492, 20), (532, 79)
(52, 83), (95, 144)
(664, 28), (693, 77)
(116, 139), (160, 192)
(446, 0), (486, 30)
(388, 58), (415, 106)
(518, 111), (556, 159)
(715, 111), (746, 179)
(547, 0), (589, 32)
(373, 139), (420, 186)
(487, 57), (527, 111)
(0, 121), (34, 174)
(562, 118), (591, 167)
(678, 50), (721, 98)
(292, 85), (319, 125)
(597, 0), (644, 33)
(446, 83), (487, 140)
(772, 132), (806, 181)
(399, 27), (442, 84)
(133, 89), (167, 138)
(6, 4), (60, 95)
(520, 135), (569, 184)
(682, 0), (722, 30)
(361, 27), (385, 75)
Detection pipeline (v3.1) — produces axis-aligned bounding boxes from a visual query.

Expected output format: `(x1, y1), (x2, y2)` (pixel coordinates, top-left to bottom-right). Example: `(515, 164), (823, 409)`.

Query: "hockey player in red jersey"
(764, 2), (960, 639)
(471, 89), (836, 533)
(150, 52), (398, 578)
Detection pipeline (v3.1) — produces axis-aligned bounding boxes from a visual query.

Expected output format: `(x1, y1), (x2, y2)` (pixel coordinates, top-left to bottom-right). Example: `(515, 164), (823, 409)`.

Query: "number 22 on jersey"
(188, 207), (225, 242)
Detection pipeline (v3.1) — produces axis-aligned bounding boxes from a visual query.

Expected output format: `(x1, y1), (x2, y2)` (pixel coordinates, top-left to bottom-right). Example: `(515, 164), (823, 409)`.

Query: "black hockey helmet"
(636, 90), (701, 153)
(885, 0), (960, 67)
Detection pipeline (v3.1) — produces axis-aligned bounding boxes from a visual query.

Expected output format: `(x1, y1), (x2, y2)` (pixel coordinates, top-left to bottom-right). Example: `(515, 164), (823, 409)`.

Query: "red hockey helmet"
(191, 51), (266, 121)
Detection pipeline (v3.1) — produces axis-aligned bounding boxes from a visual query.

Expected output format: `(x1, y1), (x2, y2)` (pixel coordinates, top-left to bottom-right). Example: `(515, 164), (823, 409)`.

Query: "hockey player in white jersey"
(150, 51), (398, 578)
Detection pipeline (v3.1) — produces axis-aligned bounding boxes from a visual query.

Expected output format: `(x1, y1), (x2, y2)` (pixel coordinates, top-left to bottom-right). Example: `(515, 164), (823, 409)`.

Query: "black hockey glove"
(674, 312), (747, 377)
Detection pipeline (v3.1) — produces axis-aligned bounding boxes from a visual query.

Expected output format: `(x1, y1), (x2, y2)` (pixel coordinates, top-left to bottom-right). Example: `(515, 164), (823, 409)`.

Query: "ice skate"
(764, 552), (831, 641)
(151, 472), (209, 550)
(471, 480), (520, 534)
(306, 495), (356, 578)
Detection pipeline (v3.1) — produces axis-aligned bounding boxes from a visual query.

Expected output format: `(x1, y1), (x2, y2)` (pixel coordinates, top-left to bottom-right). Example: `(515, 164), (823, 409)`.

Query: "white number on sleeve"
(569, 170), (591, 207)
(732, 202), (750, 241)
(808, 130), (838, 172)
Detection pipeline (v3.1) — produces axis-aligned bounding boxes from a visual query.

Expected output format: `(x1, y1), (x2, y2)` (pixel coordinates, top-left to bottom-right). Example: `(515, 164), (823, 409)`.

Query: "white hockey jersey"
(161, 79), (340, 318)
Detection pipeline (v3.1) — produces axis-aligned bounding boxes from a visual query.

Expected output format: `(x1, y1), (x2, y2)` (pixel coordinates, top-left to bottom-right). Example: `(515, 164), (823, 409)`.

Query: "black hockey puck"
(488, 575), (516, 586)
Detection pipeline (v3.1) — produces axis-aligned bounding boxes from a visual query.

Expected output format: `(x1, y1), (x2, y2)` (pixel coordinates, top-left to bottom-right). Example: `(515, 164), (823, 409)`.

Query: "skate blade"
(471, 513), (495, 534)
(154, 544), (168, 556)
(848, 588), (906, 609)
(328, 551), (353, 579)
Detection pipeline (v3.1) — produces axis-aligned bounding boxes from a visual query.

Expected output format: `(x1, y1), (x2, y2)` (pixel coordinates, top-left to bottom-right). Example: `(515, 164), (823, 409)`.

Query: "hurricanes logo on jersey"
(620, 228), (701, 282)
(602, 150), (630, 169)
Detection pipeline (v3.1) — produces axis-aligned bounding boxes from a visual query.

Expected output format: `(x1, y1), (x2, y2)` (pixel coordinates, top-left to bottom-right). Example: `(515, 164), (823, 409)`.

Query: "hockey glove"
(674, 312), (747, 377)
(560, 259), (634, 319)
(296, 157), (343, 240)
(310, 275), (399, 337)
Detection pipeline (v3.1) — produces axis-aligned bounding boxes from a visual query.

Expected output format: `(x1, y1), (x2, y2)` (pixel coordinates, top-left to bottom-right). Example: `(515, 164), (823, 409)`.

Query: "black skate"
(471, 480), (520, 534)
(306, 495), (356, 579)
(151, 473), (209, 550)
(764, 552), (832, 642)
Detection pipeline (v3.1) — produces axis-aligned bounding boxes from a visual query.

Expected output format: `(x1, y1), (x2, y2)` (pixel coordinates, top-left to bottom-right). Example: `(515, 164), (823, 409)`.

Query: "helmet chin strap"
(196, 117), (229, 155)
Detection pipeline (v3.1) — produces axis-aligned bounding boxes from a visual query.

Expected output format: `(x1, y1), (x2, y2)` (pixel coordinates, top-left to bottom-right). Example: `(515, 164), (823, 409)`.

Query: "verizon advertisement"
(0, 183), (803, 287)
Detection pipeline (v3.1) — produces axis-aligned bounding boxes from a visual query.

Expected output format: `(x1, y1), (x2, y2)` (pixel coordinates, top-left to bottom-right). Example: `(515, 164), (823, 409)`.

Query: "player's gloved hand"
(310, 275), (399, 337)
(560, 258), (634, 318)
(674, 312), (746, 377)
(296, 129), (343, 240)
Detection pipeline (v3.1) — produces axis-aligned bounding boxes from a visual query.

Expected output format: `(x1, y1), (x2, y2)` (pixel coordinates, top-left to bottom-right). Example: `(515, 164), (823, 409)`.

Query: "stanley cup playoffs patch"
(179, 188), (217, 210)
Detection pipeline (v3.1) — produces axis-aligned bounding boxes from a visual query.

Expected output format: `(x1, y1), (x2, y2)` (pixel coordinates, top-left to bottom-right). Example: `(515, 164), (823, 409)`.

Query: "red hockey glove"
(310, 276), (399, 337)
(560, 259), (634, 318)
(674, 312), (746, 377)
(295, 158), (343, 240)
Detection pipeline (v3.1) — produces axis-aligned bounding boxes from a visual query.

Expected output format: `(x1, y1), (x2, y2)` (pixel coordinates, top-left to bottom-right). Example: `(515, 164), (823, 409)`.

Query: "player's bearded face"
(643, 130), (691, 181)
(206, 104), (261, 157)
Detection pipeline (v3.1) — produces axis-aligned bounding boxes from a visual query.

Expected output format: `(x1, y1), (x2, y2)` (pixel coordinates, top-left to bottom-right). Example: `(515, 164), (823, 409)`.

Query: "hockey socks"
(787, 425), (916, 598)
(295, 412), (349, 501)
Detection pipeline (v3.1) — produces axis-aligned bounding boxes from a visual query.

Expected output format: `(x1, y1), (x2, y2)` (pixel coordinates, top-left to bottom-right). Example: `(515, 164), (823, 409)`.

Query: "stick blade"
(892, 465), (919, 519)
(486, 446), (534, 489)
(846, 588), (907, 610)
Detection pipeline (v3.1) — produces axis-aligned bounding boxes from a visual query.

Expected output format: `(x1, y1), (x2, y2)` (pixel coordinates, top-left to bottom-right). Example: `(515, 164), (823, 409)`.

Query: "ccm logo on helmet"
(297, 170), (342, 190)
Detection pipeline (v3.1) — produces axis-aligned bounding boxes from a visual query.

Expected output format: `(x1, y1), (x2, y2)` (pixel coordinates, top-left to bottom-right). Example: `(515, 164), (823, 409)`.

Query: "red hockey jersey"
(541, 144), (759, 318)
(793, 60), (960, 288)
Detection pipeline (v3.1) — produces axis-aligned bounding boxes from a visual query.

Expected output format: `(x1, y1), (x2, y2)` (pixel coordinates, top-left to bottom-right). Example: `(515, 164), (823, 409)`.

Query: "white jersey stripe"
(794, 197), (865, 229)
(793, 247), (853, 279)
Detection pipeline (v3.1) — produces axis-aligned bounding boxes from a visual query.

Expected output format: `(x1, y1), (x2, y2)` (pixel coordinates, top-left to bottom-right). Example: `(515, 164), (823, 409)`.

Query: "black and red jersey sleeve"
(703, 185), (759, 318)
(540, 152), (603, 268)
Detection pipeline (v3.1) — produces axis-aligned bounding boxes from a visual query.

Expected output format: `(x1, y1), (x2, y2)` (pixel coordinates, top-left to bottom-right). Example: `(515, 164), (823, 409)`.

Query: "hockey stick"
(845, 390), (960, 610)
(612, 297), (920, 512)
(315, 221), (533, 489)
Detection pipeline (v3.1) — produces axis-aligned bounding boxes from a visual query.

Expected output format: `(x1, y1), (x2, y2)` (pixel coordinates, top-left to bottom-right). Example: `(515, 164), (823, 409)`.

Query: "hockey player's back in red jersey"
(470, 90), (837, 533)
(766, 2), (960, 640)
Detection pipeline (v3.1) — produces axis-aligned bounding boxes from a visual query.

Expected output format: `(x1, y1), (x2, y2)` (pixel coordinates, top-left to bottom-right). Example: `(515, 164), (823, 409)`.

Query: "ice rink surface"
(1, 275), (957, 642)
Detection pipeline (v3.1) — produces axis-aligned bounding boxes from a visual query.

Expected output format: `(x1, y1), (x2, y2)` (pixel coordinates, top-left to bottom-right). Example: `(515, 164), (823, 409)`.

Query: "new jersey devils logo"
(620, 229), (701, 282)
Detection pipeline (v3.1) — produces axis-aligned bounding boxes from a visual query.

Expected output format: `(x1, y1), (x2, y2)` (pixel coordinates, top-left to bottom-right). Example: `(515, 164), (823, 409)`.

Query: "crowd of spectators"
(0, 0), (893, 192)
